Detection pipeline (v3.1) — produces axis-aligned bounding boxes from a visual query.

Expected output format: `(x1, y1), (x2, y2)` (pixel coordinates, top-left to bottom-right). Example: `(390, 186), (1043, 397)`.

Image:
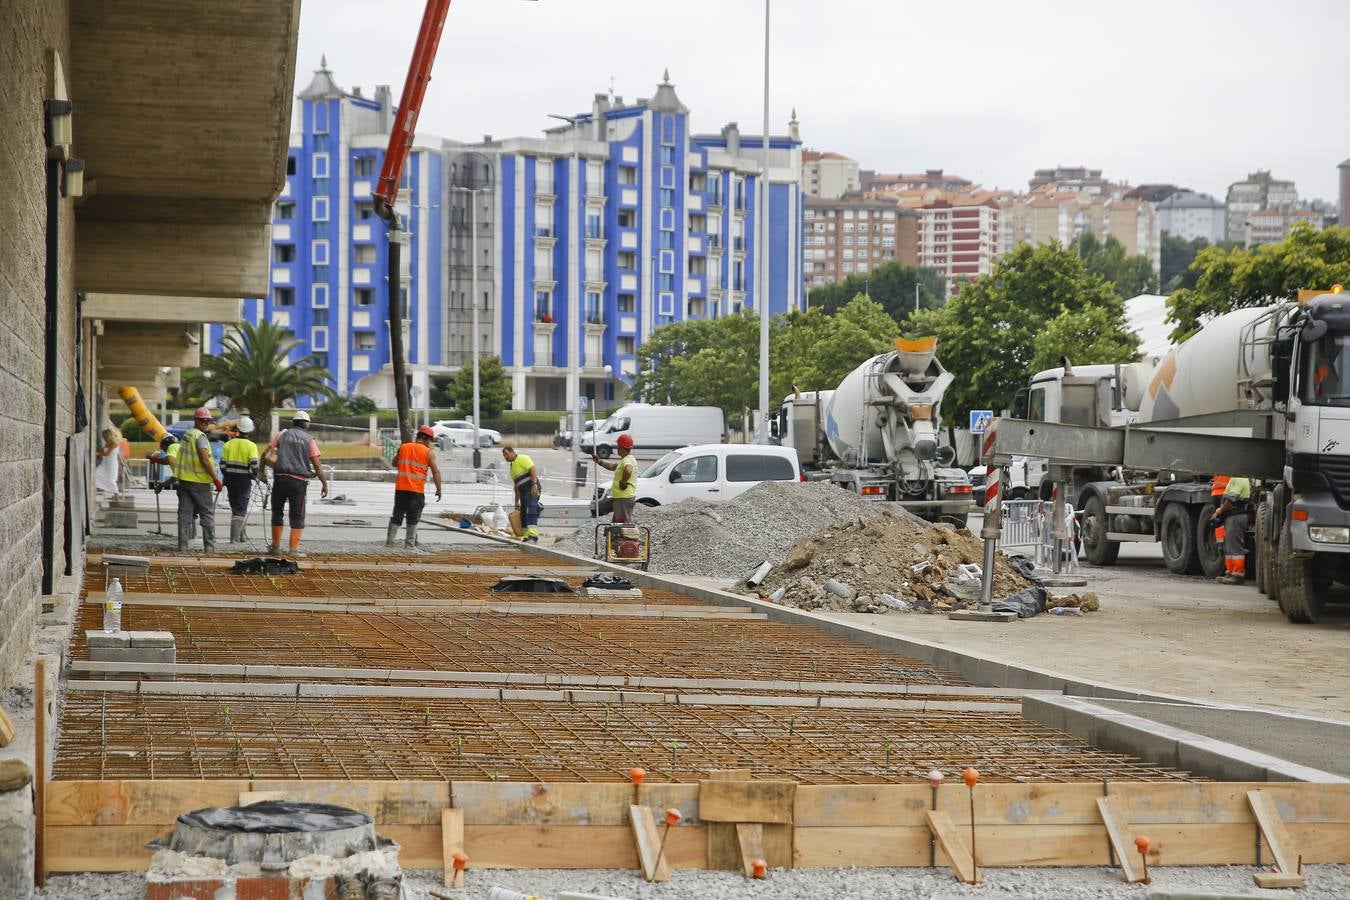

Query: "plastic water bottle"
(103, 577), (123, 633)
(1048, 606), (1083, 617)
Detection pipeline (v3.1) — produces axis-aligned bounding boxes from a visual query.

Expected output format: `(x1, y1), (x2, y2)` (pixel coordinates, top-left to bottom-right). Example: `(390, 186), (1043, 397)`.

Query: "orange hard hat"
(416, 425), (436, 441)
(617, 433), (634, 449)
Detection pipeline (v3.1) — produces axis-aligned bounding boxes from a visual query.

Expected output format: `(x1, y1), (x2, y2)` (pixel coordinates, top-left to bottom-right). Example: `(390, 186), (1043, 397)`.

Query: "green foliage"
(437, 355), (512, 418)
(313, 394), (377, 418)
(1075, 232), (1159, 299)
(1160, 233), (1210, 293)
(181, 321), (334, 439)
(631, 296), (902, 418)
(908, 242), (1137, 417)
(1167, 224), (1350, 342)
(806, 260), (946, 325)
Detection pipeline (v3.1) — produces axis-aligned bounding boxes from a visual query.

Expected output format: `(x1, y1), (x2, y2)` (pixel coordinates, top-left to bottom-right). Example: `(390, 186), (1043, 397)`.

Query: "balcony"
(706, 190), (724, 210)
(535, 181), (555, 201)
(732, 237), (746, 253)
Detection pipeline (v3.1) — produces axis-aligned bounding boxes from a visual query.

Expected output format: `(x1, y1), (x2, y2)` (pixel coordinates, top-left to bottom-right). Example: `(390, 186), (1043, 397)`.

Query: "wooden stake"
(1248, 790), (1306, 888)
(1096, 796), (1147, 883)
(735, 823), (765, 877)
(0, 707), (15, 747)
(35, 658), (46, 888)
(441, 808), (465, 888)
(629, 804), (671, 882)
(925, 810), (978, 884)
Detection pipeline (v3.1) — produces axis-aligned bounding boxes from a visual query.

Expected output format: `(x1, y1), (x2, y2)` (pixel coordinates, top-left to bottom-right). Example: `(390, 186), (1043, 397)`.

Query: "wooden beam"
(735, 823), (765, 877)
(1248, 790), (1301, 877)
(1254, 871), (1307, 889)
(700, 780), (796, 824)
(926, 809), (979, 884)
(77, 219), (272, 298)
(706, 769), (752, 872)
(441, 808), (465, 888)
(629, 805), (671, 882)
(1097, 795), (1147, 884)
(84, 293), (244, 325)
(35, 659), (46, 889)
(237, 791), (286, 807)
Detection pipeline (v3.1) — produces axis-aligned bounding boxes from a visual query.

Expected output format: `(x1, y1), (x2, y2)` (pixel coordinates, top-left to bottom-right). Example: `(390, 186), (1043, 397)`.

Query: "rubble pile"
(757, 512), (1033, 614)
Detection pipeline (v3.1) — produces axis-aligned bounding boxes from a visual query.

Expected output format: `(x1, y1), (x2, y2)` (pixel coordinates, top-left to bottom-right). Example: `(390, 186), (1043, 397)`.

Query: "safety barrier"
(999, 500), (1080, 572)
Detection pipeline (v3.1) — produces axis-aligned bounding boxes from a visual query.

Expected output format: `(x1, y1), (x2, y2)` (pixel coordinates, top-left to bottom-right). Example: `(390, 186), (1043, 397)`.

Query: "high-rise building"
(917, 197), (1000, 296)
(211, 63), (805, 411)
(1156, 190), (1226, 244)
(998, 188), (1161, 273)
(1029, 166), (1109, 193)
(1339, 158), (1350, 228)
(802, 150), (860, 199)
(1225, 171), (1297, 243)
(802, 197), (918, 288)
(1246, 207), (1325, 247)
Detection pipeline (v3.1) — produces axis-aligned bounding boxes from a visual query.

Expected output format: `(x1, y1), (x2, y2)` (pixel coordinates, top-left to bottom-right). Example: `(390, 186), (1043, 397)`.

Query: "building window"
(312, 240), (330, 265)
(585, 292), (602, 324)
(619, 166), (637, 185)
(661, 114), (675, 145)
(272, 287), (295, 307)
(313, 101), (328, 133)
(660, 166), (675, 190)
(659, 189), (675, 208)
(312, 283), (329, 307)
(586, 159), (602, 187)
(618, 294), (636, 313)
(354, 288), (374, 306)
(312, 153), (330, 178)
(618, 251), (636, 269)
(275, 201), (295, 220)
(311, 326), (329, 352)
(659, 145), (675, 165)
(658, 292), (674, 317)
(659, 230), (675, 250)
(535, 290), (552, 321)
(312, 196), (329, 222)
(312, 308), (330, 327)
(618, 209), (636, 228)
(618, 336), (636, 355)
(586, 212), (602, 239)
(354, 155), (376, 177)
(355, 201), (375, 220)
(354, 332), (376, 350)
(659, 273), (674, 292)
(354, 244), (376, 264)
(660, 250), (675, 273)
(660, 208), (675, 231)
(273, 244), (296, 263)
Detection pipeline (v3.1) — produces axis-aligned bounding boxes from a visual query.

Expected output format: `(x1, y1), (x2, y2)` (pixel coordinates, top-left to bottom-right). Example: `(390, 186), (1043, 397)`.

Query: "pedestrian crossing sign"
(969, 410), (993, 434)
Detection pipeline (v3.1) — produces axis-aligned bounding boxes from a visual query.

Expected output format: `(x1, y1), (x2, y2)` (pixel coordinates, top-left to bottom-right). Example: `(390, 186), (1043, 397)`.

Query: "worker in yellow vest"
(387, 425), (442, 548)
(173, 407), (223, 552)
(221, 416), (261, 543)
(1211, 476), (1252, 585)
(593, 433), (637, 523)
(502, 445), (541, 542)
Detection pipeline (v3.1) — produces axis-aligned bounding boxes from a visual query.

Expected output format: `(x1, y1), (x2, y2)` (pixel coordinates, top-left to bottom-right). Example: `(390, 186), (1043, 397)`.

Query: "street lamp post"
(757, 0), (771, 441)
(451, 184), (486, 467)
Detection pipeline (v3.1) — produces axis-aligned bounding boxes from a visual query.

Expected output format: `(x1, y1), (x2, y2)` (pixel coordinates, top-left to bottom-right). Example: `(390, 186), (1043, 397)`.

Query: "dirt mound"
(758, 512), (1032, 614)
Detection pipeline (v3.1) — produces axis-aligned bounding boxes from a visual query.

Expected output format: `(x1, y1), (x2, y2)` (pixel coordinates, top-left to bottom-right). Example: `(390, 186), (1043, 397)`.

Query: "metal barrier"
(998, 500), (1080, 573)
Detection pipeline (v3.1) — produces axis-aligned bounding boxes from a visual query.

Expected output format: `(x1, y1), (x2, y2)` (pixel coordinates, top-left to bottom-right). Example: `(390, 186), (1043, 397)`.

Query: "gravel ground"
(37, 865), (1350, 899)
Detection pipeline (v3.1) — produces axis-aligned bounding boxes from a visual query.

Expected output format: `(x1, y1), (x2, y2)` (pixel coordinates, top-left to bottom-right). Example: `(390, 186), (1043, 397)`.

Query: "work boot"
(404, 522), (419, 549)
(230, 516), (245, 543)
(1217, 573), (1243, 585)
(385, 523), (399, 547)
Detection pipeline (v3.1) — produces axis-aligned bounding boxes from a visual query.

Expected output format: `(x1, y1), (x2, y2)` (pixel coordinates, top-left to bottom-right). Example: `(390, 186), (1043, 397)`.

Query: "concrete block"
(127, 630), (175, 648)
(0, 786), (34, 900)
(1175, 737), (1265, 782)
(85, 629), (130, 649)
(88, 647), (176, 665)
(1002, 665), (1068, 693)
(972, 657), (1010, 688)
(104, 509), (139, 528)
(108, 498), (138, 510)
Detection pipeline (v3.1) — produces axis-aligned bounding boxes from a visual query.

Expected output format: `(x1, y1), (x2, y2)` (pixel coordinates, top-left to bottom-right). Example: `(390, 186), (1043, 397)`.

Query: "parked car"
(594, 443), (801, 511)
(433, 419), (500, 448)
(582, 404), (725, 458)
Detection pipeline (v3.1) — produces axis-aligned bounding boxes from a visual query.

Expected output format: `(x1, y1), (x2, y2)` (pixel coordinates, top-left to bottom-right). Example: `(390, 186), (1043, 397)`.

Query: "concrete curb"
(1022, 693), (1347, 783)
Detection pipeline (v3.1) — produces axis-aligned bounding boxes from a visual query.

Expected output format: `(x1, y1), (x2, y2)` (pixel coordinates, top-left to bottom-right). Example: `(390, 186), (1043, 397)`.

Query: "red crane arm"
(372, 0), (453, 219)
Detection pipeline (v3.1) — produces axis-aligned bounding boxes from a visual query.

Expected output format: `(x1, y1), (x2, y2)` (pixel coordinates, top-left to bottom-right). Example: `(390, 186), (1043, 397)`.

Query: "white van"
(598, 443), (801, 508)
(583, 404), (725, 458)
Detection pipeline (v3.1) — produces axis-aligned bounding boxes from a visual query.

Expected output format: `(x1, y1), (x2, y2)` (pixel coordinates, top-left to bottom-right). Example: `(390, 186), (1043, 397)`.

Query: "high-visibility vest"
(221, 437), (259, 477)
(1211, 475), (1230, 497)
(610, 454), (638, 500)
(394, 441), (433, 493)
(174, 428), (215, 483)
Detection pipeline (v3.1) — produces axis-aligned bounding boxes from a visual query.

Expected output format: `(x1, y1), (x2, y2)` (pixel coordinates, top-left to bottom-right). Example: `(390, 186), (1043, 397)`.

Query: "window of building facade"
(273, 287), (295, 306)
(618, 251), (636, 269)
(275, 201), (295, 219)
(586, 212), (602, 239)
(586, 159), (602, 187)
(286, 156), (297, 175)
(353, 155), (376, 177)
(274, 244), (296, 263)
(618, 336), (635, 355)
(354, 244), (376, 264)
(355, 288), (374, 306)
(618, 209), (636, 228)
(618, 294), (636, 313)
(313, 101), (328, 133)
(585, 292), (602, 323)
(312, 283), (329, 307)
(312, 153), (329, 178)
(619, 165), (637, 185)
(535, 290), (552, 320)
(659, 230), (674, 250)
(312, 196), (329, 222)
(354, 332), (376, 350)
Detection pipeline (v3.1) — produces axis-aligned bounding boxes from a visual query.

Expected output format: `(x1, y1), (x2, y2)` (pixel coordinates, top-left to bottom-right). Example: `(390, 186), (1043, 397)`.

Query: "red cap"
(194, 407), (213, 422)
(617, 433), (634, 449)
(417, 425), (436, 440)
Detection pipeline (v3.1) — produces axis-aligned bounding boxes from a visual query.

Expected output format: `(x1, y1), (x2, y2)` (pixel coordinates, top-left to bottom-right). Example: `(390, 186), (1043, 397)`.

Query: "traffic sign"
(578, 396), (589, 411)
(969, 410), (993, 434)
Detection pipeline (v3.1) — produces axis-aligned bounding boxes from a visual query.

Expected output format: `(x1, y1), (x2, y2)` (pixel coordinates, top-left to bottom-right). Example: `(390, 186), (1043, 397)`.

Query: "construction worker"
(221, 416), (260, 543)
(593, 433), (638, 524)
(1211, 475), (1253, 585)
(501, 445), (541, 542)
(387, 425), (443, 549)
(1209, 475), (1231, 548)
(147, 433), (179, 490)
(262, 410), (330, 557)
(173, 407), (223, 552)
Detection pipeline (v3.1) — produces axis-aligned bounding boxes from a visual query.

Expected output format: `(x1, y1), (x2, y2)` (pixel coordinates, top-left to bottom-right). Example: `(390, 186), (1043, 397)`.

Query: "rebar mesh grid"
(72, 605), (963, 684)
(53, 693), (1192, 784)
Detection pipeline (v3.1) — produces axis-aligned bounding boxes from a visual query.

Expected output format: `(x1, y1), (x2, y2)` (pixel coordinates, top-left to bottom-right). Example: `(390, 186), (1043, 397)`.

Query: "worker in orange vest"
(387, 425), (443, 549)
(1210, 475), (1231, 545)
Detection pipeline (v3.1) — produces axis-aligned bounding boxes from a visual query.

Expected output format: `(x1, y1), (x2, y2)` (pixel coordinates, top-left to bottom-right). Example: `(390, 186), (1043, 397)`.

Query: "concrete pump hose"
(118, 386), (168, 443)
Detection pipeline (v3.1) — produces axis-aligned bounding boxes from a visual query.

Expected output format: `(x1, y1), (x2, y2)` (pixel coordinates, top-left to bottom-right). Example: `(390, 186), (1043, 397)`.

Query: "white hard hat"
(292, 410), (311, 423)
(236, 416), (254, 434)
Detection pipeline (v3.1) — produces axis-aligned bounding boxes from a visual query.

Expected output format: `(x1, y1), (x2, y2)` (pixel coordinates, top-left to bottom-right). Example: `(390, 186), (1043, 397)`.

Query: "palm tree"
(183, 321), (334, 438)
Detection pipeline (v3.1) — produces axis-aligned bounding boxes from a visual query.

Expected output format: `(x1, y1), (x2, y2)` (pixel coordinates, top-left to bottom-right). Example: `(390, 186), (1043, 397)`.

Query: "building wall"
(0, 0), (81, 689)
(802, 200), (913, 287)
(1340, 162), (1350, 228)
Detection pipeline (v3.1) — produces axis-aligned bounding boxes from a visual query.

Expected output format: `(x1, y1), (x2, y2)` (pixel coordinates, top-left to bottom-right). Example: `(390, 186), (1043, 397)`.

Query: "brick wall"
(0, 0), (76, 689)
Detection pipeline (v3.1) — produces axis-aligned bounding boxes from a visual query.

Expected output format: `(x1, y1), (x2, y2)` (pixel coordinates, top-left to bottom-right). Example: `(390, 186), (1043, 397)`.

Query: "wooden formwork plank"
(1096, 796), (1146, 883)
(629, 806), (671, 882)
(237, 791), (286, 806)
(45, 779), (250, 826)
(1254, 872), (1307, 889)
(452, 781), (700, 825)
(926, 810), (979, 884)
(1117, 782), (1350, 825)
(794, 826), (932, 868)
(795, 784), (933, 827)
(464, 824), (706, 870)
(706, 769), (753, 871)
(699, 780), (796, 824)
(441, 809), (465, 888)
(248, 780), (449, 824)
(1248, 790), (1300, 876)
(46, 825), (160, 872)
(735, 823), (765, 876)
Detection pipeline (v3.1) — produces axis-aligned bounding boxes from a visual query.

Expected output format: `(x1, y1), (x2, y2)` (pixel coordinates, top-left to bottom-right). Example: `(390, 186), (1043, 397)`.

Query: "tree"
(1160, 233), (1209, 293)
(313, 394), (377, 418)
(807, 260), (946, 326)
(783, 295), (901, 392)
(181, 320), (333, 439)
(1076, 232), (1160, 299)
(1167, 224), (1350, 342)
(438, 355), (512, 419)
(905, 242), (1138, 417)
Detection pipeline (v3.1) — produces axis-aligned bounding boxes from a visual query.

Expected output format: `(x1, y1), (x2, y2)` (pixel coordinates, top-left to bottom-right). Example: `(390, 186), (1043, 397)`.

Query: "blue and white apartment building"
(212, 60), (805, 411)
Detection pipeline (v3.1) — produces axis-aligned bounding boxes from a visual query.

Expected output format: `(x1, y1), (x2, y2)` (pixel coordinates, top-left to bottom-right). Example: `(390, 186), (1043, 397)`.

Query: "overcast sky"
(297, 0), (1349, 204)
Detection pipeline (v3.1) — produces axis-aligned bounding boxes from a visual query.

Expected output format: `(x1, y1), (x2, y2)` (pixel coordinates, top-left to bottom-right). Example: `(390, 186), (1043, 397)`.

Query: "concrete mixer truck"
(772, 337), (974, 524)
(985, 287), (1350, 622)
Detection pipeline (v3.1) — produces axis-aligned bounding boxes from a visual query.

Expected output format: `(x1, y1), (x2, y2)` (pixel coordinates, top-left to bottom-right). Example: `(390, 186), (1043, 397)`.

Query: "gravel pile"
(758, 512), (1032, 614)
(557, 480), (909, 577)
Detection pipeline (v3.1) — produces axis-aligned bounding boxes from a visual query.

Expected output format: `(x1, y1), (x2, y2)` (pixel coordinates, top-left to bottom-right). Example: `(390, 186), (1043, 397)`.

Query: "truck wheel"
(1255, 502), (1272, 596)
(1081, 495), (1120, 566)
(1160, 502), (1200, 575)
(1278, 519), (1325, 623)
(1195, 500), (1225, 579)
(597, 445), (613, 459)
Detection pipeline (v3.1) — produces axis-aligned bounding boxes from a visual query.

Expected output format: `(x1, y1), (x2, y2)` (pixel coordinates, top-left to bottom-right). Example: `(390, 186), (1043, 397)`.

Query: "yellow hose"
(118, 386), (168, 442)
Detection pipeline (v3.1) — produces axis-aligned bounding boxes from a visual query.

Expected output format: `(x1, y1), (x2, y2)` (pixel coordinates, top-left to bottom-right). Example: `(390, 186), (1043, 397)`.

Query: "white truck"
(988, 288), (1350, 622)
(771, 337), (973, 523)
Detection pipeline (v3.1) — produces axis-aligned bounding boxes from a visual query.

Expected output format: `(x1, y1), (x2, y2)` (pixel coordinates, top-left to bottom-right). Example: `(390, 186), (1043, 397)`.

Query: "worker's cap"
(193, 406), (214, 422)
(236, 416), (254, 435)
(416, 425), (436, 441)
(291, 410), (311, 423)
(617, 434), (634, 449)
